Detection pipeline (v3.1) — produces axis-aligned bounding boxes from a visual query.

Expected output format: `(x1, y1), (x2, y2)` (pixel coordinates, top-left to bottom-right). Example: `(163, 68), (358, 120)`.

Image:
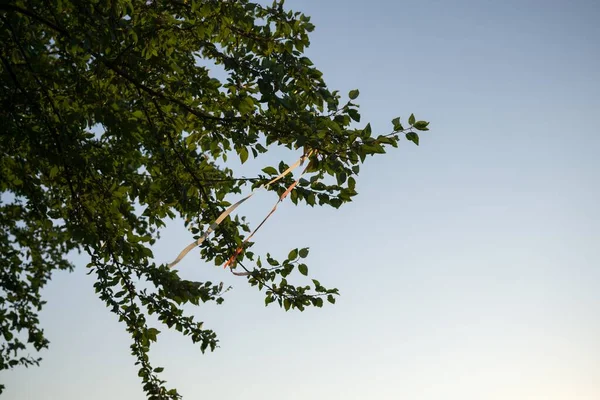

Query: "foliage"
(0, 0), (429, 397)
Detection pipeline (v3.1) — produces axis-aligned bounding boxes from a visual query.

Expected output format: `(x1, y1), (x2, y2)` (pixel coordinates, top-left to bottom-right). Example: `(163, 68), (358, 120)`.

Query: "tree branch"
(0, 4), (68, 35)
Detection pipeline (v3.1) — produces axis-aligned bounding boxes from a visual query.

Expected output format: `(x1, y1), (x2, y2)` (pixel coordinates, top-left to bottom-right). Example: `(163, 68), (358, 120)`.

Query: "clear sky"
(4, 0), (600, 399)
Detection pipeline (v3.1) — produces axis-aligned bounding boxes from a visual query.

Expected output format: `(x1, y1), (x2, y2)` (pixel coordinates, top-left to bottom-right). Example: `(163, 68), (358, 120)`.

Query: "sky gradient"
(4, 0), (600, 399)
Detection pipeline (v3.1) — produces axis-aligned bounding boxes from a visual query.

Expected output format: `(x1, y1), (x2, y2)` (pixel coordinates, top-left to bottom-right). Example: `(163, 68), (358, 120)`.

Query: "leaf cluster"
(0, 0), (429, 397)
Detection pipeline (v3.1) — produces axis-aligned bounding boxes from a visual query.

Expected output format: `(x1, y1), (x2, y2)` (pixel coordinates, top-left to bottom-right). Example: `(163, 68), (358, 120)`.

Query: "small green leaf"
(298, 264), (308, 276)
(238, 96), (255, 114)
(327, 294), (336, 304)
(299, 248), (309, 258)
(262, 166), (278, 175)
(283, 298), (291, 311)
(265, 295), (275, 306)
(239, 147), (249, 163)
(348, 176), (356, 190)
(348, 109), (360, 122)
(406, 131), (419, 145)
(349, 89), (359, 100)
(408, 113), (416, 125)
(288, 248), (298, 260)
(49, 166), (59, 178)
(147, 328), (160, 341)
(392, 117), (404, 131)
(154, 367), (164, 373)
(413, 121), (429, 131)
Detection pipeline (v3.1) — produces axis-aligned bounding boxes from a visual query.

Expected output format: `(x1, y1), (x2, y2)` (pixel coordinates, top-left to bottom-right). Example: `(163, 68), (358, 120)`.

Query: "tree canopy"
(0, 0), (429, 397)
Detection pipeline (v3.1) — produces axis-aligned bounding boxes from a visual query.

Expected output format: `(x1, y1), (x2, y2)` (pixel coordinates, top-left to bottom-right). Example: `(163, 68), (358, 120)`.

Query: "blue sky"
(4, 0), (600, 399)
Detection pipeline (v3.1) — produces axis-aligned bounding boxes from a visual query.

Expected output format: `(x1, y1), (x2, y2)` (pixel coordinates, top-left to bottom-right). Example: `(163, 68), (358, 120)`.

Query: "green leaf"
(283, 298), (291, 311)
(299, 248), (309, 258)
(278, 161), (287, 173)
(348, 176), (356, 190)
(147, 328), (160, 341)
(298, 264), (308, 276)
(363, 123), (372, 137)
(406, 131), (419, 145)
(238, 97), (255, 115)
(49, 166), (59, 179)
(238, 147), (249, 163)
(348, 109), (360, 122)
(265, 295), (275, 306)
(262, 166), (278, 175)
(349, 89), (359, 100)
(413, 121), (429, 131)
(408, 113), (416, 125)
(288, 248), (298, 260)
(327, 295), (336, 304)
(392, 117), (404, 131)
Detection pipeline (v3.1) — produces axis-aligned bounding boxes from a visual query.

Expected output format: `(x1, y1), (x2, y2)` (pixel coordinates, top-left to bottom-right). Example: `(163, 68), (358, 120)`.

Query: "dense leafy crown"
(0, 0), (429, 397)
